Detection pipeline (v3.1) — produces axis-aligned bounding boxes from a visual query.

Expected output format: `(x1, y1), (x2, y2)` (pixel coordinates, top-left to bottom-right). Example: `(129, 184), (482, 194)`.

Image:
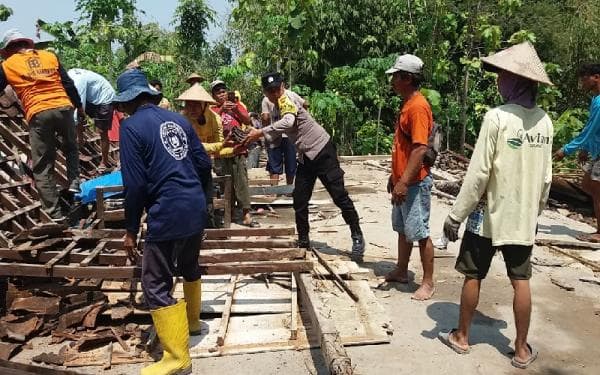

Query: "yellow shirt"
(450, 104), (553, 246)
(187, 108), (234, 158)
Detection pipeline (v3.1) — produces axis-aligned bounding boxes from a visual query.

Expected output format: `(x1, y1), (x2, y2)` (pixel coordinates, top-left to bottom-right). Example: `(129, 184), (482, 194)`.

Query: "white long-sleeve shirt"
(450, 104), (553, 246)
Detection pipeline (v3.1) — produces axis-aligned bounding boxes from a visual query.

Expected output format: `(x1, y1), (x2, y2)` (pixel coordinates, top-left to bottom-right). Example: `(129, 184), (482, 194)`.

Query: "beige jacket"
(450, 104), (553, 246)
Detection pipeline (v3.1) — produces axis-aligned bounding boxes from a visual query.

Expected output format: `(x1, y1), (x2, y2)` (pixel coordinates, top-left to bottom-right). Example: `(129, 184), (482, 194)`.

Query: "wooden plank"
(312, 249), (359, 302)
(290, 273), (298, 340)
(0, 263), (140, 279)
(0, 261), (310, 278)
(0, 181), (30, 190)
(204, 227), (295, 238)
(548, 246), (600, 272)
(537, 238), (600, 250)
(0, 359), (78, 374)
(44, 241), (79, 270)
(296, 272), (353, 375)
(248, 184), (294, 196)
(202, 239), (297, 249)
(200, 260), (313, 275)
(217, 275), (238, 346)
(0, 248), (307, 267)
(79, 241), (107, 267)
(248, 179), (278, 186)
(200, 248), (305, 263)
(0, 202), (41, 225)
(102, 209), (125, 222)
(338, 155), (390, 161)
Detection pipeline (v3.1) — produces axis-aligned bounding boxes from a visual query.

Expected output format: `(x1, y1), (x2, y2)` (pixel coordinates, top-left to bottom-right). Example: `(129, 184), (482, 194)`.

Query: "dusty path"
(21, 161), (600, 374)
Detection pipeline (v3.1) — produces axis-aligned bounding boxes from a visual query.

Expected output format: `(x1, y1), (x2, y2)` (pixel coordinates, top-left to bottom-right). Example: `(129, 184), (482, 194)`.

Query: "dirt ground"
(17, 161), (600, 374)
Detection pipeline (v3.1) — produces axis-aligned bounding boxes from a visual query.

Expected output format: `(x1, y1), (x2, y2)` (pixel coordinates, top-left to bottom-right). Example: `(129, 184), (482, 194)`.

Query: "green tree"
(173, 0), (216, 59)
(0, 4), (12, 22)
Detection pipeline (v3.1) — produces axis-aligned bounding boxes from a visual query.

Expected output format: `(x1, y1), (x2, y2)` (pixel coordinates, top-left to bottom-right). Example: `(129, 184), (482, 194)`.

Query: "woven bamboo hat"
(176, 83), (216, 104)
(481, 42), (553, 85)
(186, 72), (204, 84)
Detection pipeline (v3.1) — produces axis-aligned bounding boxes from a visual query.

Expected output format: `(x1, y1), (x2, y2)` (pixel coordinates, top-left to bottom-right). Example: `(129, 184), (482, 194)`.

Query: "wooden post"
(217, 275), (238, 346)
(290, 273), (298, 340)
(296, 273), (353, 375)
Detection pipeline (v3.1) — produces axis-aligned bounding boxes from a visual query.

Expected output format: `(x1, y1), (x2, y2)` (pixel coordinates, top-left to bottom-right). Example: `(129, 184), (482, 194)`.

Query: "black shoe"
(350, 233), (365, 263)
(68, 179), (81, 194)
(297, 234), (310, 249)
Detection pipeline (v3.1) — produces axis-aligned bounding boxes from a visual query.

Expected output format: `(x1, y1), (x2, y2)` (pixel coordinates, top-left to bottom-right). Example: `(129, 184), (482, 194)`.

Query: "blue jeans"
(266, 137), (297, 176)
(391, 175), (432, 242)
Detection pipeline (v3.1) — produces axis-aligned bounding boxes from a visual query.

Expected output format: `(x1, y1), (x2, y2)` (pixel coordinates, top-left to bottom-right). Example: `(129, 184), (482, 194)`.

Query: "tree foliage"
(173, 0), (216, 59)
(7, 0), (598, 156)
(0, 4), (12, 22)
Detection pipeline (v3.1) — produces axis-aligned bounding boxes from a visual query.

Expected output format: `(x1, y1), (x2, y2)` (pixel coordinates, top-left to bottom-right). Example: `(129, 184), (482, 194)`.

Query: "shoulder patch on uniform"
(160, 121), (189, 160)
(278, 95), (298, 116)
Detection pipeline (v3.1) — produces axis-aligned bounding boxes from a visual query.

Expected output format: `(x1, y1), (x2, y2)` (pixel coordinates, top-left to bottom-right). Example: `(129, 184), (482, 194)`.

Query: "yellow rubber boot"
(141, 300), (192, 375)
(183, 280), (202, 335)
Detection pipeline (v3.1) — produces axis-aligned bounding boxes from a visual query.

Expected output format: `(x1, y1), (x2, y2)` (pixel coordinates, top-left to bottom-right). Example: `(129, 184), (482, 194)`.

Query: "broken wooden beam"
(10, 296), (60, 315)
(201, 239), (297, 249)
(290, 273), (298, 340)
(548, 246), (600, 273)
(216, 275), (238, 346)
(199, 248), (306, 263)
(44, 240), (80, 271)
(204, 227), (295, 238)
(296, 272), (353, 375)
(248, 184), (294, 196)
(0, 358), (78, 374)
(200, 260), (313, 275)
(536, 238), (600, 250)
(79, 241), (108, 267)
(311, 249), (359, 302)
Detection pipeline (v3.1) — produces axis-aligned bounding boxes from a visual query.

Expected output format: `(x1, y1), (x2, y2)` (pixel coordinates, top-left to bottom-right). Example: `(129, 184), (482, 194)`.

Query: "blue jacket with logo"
(120, 104), (211, 242)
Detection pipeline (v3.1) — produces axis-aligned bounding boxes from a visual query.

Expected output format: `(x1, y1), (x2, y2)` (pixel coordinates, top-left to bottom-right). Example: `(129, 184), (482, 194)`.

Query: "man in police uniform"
(243, 72), (366, 261)
(116, 69), (212, 375)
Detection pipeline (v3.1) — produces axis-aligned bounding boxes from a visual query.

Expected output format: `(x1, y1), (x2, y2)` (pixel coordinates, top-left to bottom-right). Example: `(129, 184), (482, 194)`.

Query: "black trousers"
(293, 141), (360, 237)
(142, 233), (203, 309)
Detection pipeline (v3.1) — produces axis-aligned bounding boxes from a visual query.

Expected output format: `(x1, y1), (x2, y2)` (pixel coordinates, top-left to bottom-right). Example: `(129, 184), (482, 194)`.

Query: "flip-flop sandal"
(242, 220), (260, 228)
(511, 343), (538, 369)
(438, 329), (470, 354)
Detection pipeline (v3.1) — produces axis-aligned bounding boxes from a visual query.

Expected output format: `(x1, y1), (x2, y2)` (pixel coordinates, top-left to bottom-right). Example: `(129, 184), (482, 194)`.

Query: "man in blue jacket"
(115, 69), (211, 375)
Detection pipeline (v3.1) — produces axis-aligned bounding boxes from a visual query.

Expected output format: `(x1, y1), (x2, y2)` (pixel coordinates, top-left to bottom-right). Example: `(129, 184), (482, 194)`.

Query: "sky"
(1, 0), (229, 42)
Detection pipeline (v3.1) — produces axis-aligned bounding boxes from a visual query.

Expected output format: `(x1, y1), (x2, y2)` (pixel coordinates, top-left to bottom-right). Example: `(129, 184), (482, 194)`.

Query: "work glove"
(443, 215), (461, 242)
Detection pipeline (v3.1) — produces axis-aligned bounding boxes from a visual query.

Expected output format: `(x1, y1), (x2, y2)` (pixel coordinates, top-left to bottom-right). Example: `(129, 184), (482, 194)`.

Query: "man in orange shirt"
(385, 54), (435, 300)
(0, 30), (83, 222)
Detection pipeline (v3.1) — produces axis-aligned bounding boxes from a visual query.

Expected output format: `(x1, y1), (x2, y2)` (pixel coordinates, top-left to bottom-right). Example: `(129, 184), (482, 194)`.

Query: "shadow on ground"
(421, 301), (512, 357)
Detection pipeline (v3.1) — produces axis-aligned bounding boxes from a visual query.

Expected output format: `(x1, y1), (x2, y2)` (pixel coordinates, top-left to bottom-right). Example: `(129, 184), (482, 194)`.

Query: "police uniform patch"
(278, 95), (298, 117)
(160, 121), (188, 160)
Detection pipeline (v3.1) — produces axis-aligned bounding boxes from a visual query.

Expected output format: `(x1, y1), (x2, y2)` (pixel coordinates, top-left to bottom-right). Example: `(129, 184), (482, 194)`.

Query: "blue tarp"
(76, 171), (123, 204)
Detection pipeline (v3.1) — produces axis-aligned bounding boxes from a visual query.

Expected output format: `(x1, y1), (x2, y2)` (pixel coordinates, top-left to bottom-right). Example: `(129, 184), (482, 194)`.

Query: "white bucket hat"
(386, 54), (424, 75)
(481, 42), (553, 85)
(0, 29), (34, 52)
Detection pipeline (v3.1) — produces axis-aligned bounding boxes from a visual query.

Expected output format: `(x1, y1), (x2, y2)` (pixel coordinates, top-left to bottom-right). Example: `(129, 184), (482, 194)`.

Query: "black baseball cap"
(261, 72), (284, 90)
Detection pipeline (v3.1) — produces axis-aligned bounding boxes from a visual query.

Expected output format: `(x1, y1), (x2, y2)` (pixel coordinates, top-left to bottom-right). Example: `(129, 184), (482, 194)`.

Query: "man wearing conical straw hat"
(440, 42), (553, 369)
